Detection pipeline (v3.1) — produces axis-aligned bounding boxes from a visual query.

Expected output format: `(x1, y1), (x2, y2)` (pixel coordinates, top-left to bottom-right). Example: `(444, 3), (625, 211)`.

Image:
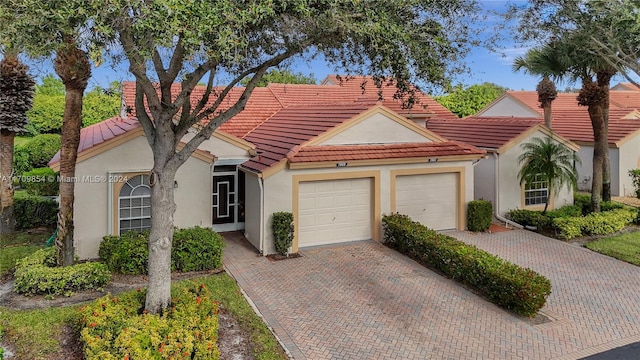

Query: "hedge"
(13, 247), (111, 297)
(78, 283), (220, 360)
(20, 167), (59, 196)
(553, 208), (636, 240)
(13, 192), (58, 230)
(467, 200), (492, 232)
(21, 134), (61, 169)
(382, 213), (551, 317)
(99, 227), (225, 274)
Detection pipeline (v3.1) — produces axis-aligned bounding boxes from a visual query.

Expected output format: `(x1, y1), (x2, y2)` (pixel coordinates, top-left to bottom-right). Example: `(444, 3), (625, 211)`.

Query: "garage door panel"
(298, 178), (372, 247)
(396, 173), (458, 230)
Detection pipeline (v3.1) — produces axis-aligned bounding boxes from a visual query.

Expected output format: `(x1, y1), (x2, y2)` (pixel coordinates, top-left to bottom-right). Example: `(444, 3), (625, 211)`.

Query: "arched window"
(119, 174), (151, 234)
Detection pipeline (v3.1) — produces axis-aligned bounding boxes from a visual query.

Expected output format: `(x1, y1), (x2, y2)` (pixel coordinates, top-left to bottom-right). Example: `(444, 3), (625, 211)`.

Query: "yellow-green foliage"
(553, 209), (636, 240)
(13, 247), (110, 297)
(79, 283), (220, 360)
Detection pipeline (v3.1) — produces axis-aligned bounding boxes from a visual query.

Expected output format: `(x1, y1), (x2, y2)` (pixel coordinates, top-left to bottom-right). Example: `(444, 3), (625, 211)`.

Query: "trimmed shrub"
(467, 200), (492, 232)
(12, 145), (31, 176)
(99, 231), (149, 275)
(506, 209), (549, 228)
(629, 169), (640, 199)
(22, 134), (61, 169)
(13, 247), (111, 297)
(20, 167), (59, 196)
(552, 208), (637, 240)
(601, 201), (625, 212)
(382, 213), (551, 317)
(13, 192), (58, 230)
(78, 283), (221, 360)
(544, 205), (582, 220)
(99, 227), (225, 274)
(272, 212), (293, 256)
(172, 227), (224, 272)
(574, 193), (592, 215)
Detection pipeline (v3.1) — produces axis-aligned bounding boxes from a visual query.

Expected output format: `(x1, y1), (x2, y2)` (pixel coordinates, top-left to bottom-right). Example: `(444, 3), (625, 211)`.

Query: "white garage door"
(298, 178), (372, 247)
(395, 173), (458, 230)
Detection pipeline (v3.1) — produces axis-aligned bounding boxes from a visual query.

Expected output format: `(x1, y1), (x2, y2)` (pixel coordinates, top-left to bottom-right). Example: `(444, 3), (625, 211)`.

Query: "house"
(426, 117), (579, 217)
(475, 90), (640, 196)
(50, 77), (484, 260)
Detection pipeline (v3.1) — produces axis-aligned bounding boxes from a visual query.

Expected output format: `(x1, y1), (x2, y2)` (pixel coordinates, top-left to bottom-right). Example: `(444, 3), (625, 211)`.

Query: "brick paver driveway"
(222, 230), (640, 359)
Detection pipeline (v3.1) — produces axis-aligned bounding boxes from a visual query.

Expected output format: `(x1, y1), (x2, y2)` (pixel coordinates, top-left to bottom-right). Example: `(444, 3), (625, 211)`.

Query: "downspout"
(258, 175), (265, 255)
(493, 152), (523, 229)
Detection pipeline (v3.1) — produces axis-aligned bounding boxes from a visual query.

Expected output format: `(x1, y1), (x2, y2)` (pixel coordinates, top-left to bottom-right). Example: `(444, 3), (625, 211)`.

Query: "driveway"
(222, 230), (640, 359)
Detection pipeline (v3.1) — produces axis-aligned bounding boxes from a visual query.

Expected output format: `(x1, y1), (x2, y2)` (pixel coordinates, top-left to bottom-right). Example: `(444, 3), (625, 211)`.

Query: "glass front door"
(212, 165), (245, 231)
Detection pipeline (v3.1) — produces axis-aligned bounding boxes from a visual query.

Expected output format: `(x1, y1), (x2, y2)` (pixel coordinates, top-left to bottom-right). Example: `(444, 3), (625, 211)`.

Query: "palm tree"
(518, 137), (581, 213)
(0, 53), (35, 233)
(513, 38), (615, 212)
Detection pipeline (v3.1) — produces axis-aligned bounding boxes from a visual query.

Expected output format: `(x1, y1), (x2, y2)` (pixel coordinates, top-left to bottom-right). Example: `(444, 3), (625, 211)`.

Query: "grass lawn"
(0, 273), (286, 360)
(586, 231), (640, 266)
(13, 136), (31, 147)
(0, 231), (50, 277)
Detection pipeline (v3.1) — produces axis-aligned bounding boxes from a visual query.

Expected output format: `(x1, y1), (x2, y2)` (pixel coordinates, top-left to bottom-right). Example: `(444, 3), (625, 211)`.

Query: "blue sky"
(22, 1), (630, 95)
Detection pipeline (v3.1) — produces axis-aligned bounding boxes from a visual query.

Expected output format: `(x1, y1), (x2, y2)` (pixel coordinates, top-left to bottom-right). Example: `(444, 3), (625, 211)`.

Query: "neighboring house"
(427, 117), (579, 217)
(51, 77), (483, 260)
(475, 90), (640, 196)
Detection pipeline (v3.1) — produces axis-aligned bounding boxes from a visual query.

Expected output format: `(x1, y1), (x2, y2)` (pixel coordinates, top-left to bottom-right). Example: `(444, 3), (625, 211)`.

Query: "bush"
(78, 283), (220, 360)
(99, 231), (149, 275)
(467, 200), (492, 232)
(574, 193), (592, 215)
(382, 213), (551, 317)
(22, 134), (61, 169)
(172, 227), (224, 272)
(20, 167), (59, 196)
(99, 227), (225, 274)
(629, 169), (640, 199)
(506, 209), (549, 228)
(544, 205), (582, 220)
(601, 201), (625, 212)
(13, 247), (111, 297)
(552, 208), (637, 240)
(12, 145), (31, 176)
(272, 212), (293, 256)
(13, 193), (58, 230)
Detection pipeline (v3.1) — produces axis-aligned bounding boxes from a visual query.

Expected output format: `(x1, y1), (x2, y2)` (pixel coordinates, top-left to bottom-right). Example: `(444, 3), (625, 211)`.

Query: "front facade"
(475, 91), (640, 196)
(52, 77), (485, 260)
(427, 118), (579, 217)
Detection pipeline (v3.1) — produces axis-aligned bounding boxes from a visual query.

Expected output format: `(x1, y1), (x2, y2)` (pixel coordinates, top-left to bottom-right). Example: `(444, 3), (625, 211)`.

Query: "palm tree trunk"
(598, 72), (613, 201)
(0, 129), (16, 233)
(53, 41), (91, 266)
(590, 103), (606, 213)
(542, 102), (552, 129)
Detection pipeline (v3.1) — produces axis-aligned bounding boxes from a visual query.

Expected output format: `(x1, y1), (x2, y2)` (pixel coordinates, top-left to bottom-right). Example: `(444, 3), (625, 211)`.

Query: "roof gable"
(475, 93), (541, 118)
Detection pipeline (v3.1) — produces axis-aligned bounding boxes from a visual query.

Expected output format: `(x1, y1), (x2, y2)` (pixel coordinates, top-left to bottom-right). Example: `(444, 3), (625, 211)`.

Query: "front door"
(212, 165), (245, 232)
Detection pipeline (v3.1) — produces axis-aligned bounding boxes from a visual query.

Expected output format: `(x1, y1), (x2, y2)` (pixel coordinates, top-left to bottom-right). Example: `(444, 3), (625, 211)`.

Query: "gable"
(183, 130), (255, 160)
(477, 95), (540, 118)
(315, 108), (440, 146)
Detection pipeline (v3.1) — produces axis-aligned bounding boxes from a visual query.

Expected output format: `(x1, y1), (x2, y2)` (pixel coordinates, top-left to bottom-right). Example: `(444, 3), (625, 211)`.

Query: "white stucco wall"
(477, 97), (540, 117)
(242, 170), (262, 251)
(250, 161), (475, 255)
(610, 148), (621, 196)
(497, 132), (574, 216)
(182, 131), (251, 160)
(620, 137), (640, 196)
(318, 112), (432, 145)
(73, 135), (212, 260)
(473, 154), (496, 204)
(576, 146), (594, 192)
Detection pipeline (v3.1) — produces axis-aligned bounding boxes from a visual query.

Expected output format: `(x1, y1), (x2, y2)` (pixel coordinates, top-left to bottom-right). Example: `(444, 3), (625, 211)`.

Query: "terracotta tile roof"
(506, 90), (640, 113)
(288, 142), (485, 163)
(241, 101), (378, 173)
(548, 109), (640, 144)
(612, 82), (640, 91)
(49, 116), (141, 165)
(426, 117), (541, 149)
(121, 82), (282, 138)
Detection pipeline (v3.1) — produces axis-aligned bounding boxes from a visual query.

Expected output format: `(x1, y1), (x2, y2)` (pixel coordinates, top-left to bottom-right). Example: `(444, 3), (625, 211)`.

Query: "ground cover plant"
(0, 230), (48, 277)
(585, 232), (640, 266)
(383, 213), (551, 317)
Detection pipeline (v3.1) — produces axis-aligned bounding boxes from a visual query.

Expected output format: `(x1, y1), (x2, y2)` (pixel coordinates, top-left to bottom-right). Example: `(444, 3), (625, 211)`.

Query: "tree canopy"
(434, 82), (506, 117)
(240, 69), (316, 87)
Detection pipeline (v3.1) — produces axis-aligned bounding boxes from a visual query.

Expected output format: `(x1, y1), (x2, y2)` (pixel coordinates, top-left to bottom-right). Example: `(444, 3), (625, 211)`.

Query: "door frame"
(212, 159), (246, 232)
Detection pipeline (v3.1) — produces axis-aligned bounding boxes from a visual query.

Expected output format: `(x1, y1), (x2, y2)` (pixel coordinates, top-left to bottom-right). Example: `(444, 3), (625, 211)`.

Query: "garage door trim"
(292, 170), (381, 253)
(390, 167), (466, 230)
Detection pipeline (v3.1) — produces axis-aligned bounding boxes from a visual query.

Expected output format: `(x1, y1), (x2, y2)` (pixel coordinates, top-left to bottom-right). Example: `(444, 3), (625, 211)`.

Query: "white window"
(524, 174), (549, 206)
(118, 174), (151, 234)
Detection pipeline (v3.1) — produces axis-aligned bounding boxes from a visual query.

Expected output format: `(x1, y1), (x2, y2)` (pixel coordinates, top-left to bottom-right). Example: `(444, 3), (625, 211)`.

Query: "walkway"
(222, 230), (640, 359)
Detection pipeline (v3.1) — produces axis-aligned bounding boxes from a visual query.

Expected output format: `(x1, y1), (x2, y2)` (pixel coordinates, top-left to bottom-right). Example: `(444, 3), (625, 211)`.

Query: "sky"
(22, 1), (632, 95)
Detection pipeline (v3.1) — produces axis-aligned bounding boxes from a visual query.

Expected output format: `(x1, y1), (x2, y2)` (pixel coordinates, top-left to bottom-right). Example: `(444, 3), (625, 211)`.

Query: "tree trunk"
(145, 159), (178, 314)
(56, 86), (85, 265)
(542, 102), (552, 129)
(590, 103), (606, 213)
(0, 130), (16, 234)
(599, 74), (612, 202)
